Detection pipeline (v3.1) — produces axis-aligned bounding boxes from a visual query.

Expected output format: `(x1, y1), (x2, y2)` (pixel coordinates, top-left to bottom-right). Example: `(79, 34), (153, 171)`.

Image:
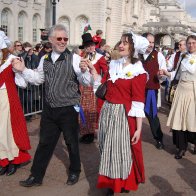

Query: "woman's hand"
(158, 69), (171, 77)
(131, 130), (141, 145)
(85, 59), (99, 77)
(11, 58), (25, 72)
(79, 58), (89, 73)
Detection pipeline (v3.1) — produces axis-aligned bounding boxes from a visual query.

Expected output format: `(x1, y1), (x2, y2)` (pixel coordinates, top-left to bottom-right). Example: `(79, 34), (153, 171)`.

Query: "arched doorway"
(155, 34), (174, 48)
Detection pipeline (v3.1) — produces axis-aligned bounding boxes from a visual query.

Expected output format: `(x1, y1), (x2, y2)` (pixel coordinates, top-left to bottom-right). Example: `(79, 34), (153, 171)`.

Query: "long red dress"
(97, 65), (147, 192)
(0, 64), (31, 167)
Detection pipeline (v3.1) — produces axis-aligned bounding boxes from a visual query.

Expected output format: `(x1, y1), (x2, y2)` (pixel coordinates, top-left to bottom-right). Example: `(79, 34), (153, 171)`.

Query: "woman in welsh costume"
(96, 32), (149, 195)
(166, 35), (196, 159)
(0, 34), (31, 176)
(79, 33), (108, 144)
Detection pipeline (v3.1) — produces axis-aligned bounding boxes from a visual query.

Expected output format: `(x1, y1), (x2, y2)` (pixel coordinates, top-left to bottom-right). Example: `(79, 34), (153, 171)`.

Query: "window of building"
(75, 15), (89, 44)
(18, 12), (25, 41)
(1, 9), (9, 35)
(79, 16), (88, 36)
(33, 15), (38, 43)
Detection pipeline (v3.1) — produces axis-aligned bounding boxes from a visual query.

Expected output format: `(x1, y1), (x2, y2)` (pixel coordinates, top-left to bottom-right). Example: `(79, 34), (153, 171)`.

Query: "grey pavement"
(0, 101), (196, 196)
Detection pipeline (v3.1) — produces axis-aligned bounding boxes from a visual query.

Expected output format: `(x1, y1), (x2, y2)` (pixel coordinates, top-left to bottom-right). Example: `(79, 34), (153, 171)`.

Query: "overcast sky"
(181, 0), (196, 18)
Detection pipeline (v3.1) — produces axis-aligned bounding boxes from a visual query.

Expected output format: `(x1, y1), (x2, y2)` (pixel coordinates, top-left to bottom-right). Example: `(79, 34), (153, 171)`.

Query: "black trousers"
(31, 103), (81, 182)
(145, 90), (163, 142)
(173, 130), (196, 150)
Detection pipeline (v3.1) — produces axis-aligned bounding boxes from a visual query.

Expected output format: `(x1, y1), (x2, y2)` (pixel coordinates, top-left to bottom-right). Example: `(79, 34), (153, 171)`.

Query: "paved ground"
(0, 101), (196, 196)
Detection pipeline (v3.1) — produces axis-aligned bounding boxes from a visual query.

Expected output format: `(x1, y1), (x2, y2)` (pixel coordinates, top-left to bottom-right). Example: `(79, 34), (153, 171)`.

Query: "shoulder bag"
(168, 55), (185, 104)
(95, 72), (109, 100)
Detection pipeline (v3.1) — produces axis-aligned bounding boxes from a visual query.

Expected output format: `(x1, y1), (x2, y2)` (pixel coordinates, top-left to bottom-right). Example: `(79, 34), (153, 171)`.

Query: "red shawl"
(0, 64), (31, 150)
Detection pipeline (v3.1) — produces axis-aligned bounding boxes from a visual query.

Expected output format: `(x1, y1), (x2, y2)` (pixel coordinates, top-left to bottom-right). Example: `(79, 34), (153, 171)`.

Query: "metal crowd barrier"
(17, 84), (44, 116)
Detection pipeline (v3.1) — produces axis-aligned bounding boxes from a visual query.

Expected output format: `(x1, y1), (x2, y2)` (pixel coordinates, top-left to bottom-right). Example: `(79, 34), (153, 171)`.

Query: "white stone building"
(0, 0), (196, 47)
(0, 0), (45, 44)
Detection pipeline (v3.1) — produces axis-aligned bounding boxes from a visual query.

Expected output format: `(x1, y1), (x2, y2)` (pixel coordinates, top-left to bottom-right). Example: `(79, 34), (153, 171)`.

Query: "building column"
(45, 0), (52, 28)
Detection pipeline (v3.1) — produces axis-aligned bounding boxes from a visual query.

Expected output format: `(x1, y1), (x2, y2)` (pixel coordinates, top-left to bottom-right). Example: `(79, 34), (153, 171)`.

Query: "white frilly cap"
(0, 34), (7, 50)
(0, 30), (11, 48)
(191, 32), (196, 36)
(127, 30), (149, 57)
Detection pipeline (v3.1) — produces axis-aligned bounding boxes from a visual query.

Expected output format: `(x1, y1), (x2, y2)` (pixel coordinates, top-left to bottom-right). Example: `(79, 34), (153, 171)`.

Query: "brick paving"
(0, 100), (196, 196)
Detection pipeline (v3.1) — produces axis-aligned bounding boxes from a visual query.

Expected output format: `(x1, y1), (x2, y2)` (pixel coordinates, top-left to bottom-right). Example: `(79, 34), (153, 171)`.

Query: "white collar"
(108, 58), (147, 83)
(51, 51), (61, 63)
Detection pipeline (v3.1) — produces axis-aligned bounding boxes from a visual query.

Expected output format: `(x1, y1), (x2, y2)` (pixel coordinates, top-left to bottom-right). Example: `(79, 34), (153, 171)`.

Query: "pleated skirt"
(167, 80), (196, 132)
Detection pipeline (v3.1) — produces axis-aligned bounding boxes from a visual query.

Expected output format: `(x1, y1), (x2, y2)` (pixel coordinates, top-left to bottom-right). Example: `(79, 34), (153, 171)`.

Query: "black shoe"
(66, 173), (79, 185)
(79, 134), (94, 144)
(156, 141), (164, 150)
(121, 188), (130, 193)
(25, 116), (32, 122)
(0, 166), (8, 175)
(175, 150), (186, 159)
(19, 175), (42, 187)
(6, 164), (17, 176)
(79, 135), (88, 143)
(106, 189), (114, 196)
(83, 134), (94, 144)
(193, 145), (196, 154)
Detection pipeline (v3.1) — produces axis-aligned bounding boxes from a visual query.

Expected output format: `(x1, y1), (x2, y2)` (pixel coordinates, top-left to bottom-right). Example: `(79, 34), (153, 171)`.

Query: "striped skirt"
(98, 102), (132, 180)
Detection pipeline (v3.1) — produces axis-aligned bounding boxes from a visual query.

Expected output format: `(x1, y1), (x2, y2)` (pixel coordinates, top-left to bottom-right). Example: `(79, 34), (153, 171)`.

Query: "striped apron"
(98, 102), (132, 180)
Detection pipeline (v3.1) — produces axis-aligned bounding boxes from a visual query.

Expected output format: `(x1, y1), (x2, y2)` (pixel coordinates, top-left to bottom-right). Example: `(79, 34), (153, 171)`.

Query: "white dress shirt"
(21, 52), (94, 86)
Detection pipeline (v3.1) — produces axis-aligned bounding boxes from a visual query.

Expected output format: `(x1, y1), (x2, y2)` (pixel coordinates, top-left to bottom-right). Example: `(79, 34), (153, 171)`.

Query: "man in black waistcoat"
(12, 24), (98, 187)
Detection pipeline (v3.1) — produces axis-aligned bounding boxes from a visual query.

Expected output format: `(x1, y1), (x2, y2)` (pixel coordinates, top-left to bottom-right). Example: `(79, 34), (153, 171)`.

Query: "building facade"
(0, 0), (45, 44)
(0, 0), (196, 47)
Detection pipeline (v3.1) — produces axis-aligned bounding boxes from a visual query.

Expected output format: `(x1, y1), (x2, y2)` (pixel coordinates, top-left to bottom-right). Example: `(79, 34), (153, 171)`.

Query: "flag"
(83, 23), (92, 34)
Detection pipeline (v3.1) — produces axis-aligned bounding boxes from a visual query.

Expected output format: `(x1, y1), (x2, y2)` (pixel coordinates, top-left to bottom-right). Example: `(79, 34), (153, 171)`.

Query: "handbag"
(95, 81), (107, 100)
(168, 79), (178, 104)
(168, 55), (185, 104)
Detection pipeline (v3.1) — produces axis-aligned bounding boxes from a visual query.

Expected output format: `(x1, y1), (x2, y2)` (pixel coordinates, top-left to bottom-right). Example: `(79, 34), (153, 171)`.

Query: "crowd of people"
(0, 24), (196, 196)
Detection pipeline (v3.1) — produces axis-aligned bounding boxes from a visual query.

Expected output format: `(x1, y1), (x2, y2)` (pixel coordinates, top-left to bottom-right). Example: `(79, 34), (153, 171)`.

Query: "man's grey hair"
(48, 24), (68, 37)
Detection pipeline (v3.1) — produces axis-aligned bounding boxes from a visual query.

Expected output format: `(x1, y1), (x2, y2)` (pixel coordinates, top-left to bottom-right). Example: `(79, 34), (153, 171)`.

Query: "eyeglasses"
(16, 44), (22, 47)
(56, 37), (68, 42)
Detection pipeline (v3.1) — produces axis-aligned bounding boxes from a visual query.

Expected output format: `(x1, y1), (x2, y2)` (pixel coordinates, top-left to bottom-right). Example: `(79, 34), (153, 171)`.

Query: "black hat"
(79, 33), (95, 49)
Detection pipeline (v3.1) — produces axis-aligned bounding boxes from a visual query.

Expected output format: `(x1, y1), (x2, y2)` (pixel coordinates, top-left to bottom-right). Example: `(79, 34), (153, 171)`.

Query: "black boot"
(121, 188), (130, 193)
(83, 134), (94, 144)
(193, 145), (196, 154)
(156, 140), (164, 150)
(79, 135), (88, 143)
(106, 189), (114, 196)
(0, 166), (8, 175)
(175, 149), (186, 159)
(80, 134), (94, 144)
(6, 164), (17, 176)
(66, 173), (80, 185)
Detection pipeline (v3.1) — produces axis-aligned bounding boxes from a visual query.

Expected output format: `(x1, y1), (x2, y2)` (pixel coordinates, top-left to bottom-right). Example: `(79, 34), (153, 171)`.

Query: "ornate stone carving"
(146, 0), (158, 5)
